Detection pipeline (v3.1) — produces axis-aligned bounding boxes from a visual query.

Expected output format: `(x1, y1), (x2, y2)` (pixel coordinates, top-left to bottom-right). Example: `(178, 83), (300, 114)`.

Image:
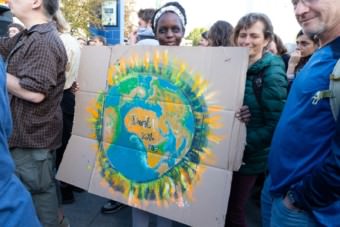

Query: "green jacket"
(239, 52), (287, 175)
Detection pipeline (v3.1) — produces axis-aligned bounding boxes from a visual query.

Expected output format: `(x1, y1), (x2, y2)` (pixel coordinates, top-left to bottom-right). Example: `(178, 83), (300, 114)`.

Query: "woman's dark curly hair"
(296, 30), (319, 45)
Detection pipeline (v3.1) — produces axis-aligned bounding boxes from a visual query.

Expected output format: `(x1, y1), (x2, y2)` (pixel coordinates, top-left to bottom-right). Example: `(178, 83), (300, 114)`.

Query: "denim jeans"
(261, 176), (272, 227)
(261, 176), (319, 227)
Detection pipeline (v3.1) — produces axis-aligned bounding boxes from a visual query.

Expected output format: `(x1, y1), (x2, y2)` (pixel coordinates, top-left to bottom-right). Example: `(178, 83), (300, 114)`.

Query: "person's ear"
(32, 0), (43, 10)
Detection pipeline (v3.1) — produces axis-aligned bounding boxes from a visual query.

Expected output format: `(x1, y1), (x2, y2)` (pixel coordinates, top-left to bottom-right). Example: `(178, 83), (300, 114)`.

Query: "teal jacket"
(239, 52), (287, 175)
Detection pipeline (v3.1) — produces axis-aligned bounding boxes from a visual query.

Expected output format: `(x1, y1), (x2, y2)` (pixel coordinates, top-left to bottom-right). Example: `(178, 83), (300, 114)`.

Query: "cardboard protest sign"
(57, 45), (248, 227)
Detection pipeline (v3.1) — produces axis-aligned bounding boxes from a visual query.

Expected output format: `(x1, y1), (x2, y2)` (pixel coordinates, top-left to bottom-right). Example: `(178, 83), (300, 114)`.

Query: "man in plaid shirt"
(0, 0), (67, 226)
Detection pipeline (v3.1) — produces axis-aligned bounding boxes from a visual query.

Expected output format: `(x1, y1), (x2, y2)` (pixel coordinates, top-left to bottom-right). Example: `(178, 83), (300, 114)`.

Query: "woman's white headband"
(153, 5), (185, 29)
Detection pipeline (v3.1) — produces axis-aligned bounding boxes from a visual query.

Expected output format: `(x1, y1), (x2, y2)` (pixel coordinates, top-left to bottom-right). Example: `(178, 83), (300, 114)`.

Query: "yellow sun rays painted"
(88, 50), (223, 206)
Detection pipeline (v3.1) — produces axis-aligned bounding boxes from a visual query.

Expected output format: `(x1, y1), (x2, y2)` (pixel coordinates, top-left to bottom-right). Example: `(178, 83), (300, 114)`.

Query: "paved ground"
(63, 191), (188, 227)
(63, 190), (261, 227)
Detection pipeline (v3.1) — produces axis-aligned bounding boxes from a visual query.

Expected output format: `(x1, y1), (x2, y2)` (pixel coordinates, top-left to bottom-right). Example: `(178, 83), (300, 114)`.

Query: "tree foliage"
(61, 0), (137, 38)
(124, 0), (136, 38)
(61, 0), (102, 36)
(186, 27), (207, 46)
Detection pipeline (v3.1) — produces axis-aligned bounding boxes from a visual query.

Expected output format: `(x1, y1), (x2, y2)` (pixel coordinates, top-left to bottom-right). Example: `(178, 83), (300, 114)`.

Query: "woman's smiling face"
(236, 21), (269, 63)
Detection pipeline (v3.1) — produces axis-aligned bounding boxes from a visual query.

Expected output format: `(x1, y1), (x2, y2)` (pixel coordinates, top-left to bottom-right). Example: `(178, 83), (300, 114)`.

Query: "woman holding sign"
(131, 2), (187, 227)
(227, 13), (288, 227)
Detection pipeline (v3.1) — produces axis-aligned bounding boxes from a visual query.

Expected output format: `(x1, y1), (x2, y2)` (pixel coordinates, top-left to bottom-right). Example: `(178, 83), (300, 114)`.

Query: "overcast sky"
(134, 0), (300, 43)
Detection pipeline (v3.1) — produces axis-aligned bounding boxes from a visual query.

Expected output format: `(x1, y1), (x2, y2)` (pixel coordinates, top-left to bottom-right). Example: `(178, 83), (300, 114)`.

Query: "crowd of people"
(0, 0), (339, 227)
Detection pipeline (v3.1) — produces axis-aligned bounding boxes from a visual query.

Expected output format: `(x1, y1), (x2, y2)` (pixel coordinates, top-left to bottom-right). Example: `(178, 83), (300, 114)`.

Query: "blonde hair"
(53, 10), (70, 33)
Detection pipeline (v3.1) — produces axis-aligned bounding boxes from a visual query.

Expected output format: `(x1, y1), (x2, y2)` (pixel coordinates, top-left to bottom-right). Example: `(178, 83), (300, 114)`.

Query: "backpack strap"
(252, 70), (265, 106)
(330, 59), (340, 121)
(311, 59), (340, 122)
